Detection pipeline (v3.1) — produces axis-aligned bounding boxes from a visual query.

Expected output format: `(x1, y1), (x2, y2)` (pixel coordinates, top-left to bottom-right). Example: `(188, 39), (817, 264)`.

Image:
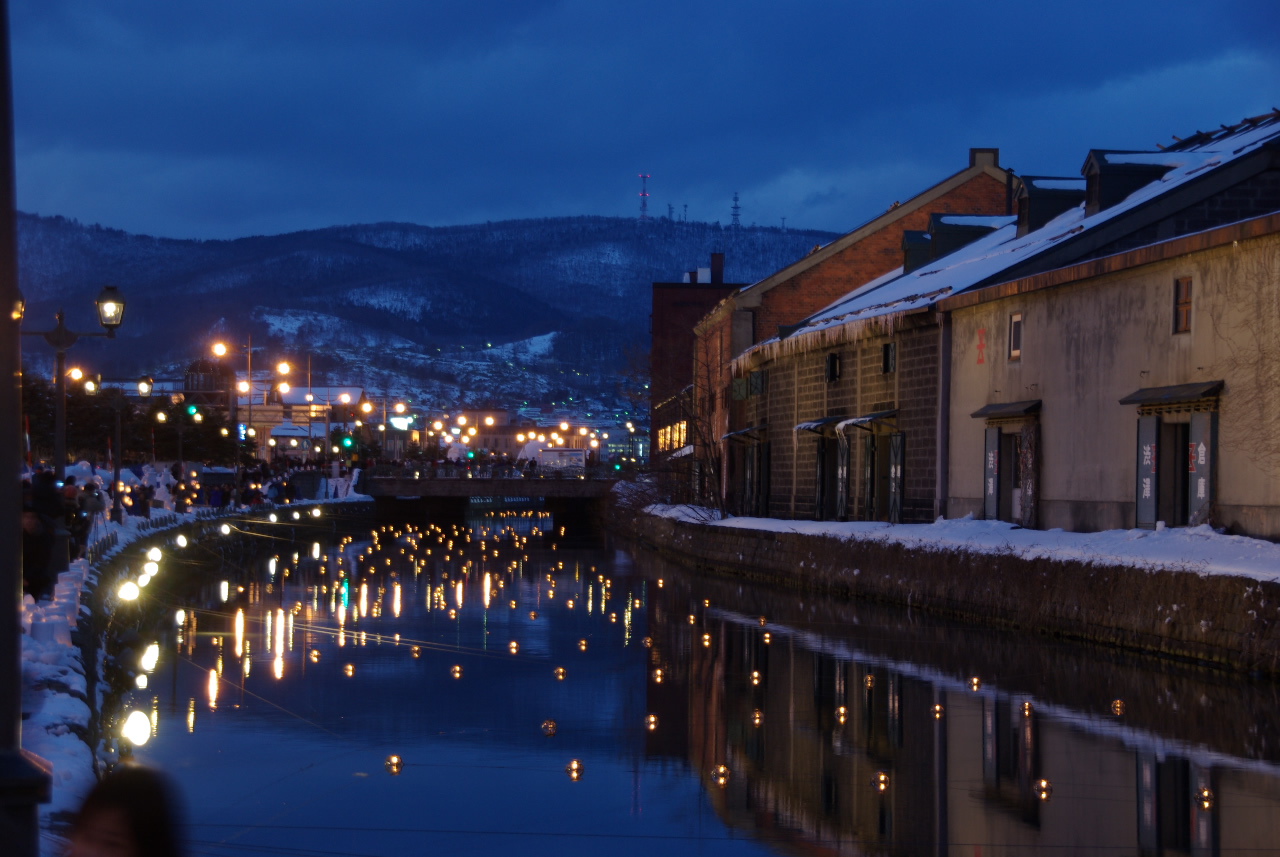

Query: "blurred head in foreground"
(68, 765), (184, 857)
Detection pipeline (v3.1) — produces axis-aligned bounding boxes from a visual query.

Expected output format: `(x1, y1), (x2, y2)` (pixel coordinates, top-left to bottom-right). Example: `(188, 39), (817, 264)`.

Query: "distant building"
(651, 253), (741, 468)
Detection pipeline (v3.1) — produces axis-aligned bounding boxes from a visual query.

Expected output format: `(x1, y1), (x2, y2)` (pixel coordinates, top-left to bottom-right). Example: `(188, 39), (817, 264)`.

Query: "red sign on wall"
(976, 328), (986, 364)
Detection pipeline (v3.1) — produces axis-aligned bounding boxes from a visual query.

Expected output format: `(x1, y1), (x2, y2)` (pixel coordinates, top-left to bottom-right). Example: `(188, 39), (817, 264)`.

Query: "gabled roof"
(713, 149), (1008, 316)
(733, 111), (1280, 369)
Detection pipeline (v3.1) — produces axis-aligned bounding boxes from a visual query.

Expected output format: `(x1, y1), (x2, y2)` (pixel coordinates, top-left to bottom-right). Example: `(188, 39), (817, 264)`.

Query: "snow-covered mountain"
(17, 213), (836, 415)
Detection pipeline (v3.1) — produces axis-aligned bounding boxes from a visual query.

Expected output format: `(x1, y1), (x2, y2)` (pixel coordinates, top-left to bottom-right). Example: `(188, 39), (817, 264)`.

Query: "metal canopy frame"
(836, 409), (899, 434)
(1118, 381), (1224, 407)
(721, 424), (767, 443)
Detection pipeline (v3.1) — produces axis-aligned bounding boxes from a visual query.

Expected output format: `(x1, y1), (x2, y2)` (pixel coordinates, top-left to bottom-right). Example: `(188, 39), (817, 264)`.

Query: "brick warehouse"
(692, 148), (1013, 515)
(715, 111), (1280, 529)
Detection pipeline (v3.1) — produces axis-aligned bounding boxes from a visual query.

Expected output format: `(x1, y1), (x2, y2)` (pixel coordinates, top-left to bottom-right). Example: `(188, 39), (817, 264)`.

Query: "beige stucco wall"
(948, 232), (1280, 536)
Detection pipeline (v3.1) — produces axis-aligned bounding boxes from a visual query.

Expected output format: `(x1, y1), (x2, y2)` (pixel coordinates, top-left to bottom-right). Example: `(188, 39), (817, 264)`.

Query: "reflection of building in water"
(647, 601), (1280, 856)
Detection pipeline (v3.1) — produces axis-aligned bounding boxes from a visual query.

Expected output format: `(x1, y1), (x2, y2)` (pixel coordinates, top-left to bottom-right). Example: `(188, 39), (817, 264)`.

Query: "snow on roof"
(1101, 151), (1211, 167)
(237, 385), (365, 408)
(934, 214), (1017, 228)
(269, 421), (311, 437)
(735, 116), (1280, 368)
(1027, 178), (1085, 190)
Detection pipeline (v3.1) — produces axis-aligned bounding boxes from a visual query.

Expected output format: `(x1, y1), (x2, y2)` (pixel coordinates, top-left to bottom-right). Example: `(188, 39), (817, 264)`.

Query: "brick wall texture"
(745, 320), (939, 520)
(753, 173), (1007, 343)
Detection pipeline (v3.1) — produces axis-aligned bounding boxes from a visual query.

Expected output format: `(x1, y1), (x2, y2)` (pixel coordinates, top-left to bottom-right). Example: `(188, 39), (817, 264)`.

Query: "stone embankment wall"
(626, 512), (1280, 675)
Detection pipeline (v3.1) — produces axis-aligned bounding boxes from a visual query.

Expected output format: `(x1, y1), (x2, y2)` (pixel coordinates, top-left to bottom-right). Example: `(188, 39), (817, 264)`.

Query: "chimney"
(710, 253), (724, 284)
(969, 148), (999, 168)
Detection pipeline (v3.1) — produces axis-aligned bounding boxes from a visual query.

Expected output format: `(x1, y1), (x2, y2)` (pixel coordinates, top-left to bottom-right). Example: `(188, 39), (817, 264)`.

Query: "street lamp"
(20, 285), (128, 481)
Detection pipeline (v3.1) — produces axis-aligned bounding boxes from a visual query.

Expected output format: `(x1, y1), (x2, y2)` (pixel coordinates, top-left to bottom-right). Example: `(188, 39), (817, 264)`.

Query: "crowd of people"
(20, 469), (113, 600)
(17, 455), (364, 600)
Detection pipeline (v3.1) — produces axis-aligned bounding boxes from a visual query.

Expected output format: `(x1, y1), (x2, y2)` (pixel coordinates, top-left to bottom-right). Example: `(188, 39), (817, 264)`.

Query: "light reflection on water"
(132, 510), (1280, 856)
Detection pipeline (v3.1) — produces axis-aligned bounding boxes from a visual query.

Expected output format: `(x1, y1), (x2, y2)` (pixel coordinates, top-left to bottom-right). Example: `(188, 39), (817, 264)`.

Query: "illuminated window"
(1173, 277), (1192, 333)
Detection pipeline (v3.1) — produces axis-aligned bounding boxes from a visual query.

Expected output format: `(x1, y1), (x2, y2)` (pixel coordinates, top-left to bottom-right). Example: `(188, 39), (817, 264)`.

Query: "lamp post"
(21, 287), (126, 480)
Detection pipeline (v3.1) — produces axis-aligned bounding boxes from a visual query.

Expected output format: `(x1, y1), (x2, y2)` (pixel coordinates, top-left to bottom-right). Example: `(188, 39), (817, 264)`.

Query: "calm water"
(126, 510), (1280, 856)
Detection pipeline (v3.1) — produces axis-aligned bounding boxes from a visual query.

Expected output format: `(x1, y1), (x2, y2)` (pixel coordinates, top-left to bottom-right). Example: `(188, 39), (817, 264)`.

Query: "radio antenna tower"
(731, 192), (741, 228)
(638, 174), (650, 221)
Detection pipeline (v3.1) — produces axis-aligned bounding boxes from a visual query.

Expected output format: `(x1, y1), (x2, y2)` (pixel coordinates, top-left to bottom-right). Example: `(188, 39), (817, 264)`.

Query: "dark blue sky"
(12, 1), (1279, 239)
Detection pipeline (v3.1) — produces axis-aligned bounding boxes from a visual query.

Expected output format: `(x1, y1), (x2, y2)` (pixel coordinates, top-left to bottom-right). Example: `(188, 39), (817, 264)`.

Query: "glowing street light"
(276, 361), (290, 375)
(212, 342), (228, 357)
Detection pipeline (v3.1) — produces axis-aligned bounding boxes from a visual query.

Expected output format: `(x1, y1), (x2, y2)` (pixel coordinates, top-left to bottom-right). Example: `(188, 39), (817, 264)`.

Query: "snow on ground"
(486, 332), (557, 360)
(645, 507), (1280, 581)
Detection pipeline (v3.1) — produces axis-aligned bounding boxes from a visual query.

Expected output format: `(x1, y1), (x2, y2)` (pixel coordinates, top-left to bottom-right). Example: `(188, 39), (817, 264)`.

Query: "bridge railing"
(365, 464), (617, 481)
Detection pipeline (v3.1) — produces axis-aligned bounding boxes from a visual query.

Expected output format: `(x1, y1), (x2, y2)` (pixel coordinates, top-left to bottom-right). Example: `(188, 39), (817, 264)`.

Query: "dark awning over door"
(721, 424), (767, 443)
(1118, 381), (1224, 406)
(793, 416), (846, 434)
(970, 400), (1042, 419)
(835, 409), (899, 433)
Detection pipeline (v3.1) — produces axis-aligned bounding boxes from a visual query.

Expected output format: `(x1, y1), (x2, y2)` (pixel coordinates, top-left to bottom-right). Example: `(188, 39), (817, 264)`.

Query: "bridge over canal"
(358, 465), (618, 526)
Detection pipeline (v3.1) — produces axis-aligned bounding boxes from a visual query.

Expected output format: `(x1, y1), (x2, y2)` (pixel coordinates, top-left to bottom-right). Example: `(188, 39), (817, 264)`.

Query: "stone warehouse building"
(942, 212), (1280, 538)
(707, 111), (1280, 533)
(693, 149), (1014, 509)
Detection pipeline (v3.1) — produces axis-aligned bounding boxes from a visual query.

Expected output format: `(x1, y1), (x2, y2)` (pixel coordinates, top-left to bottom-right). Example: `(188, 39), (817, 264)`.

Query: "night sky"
(12, 1), (1279, 240)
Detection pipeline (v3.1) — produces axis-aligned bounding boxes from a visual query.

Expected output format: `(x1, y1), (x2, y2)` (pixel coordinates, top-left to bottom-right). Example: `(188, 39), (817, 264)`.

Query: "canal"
(123, 510), (1280, 856)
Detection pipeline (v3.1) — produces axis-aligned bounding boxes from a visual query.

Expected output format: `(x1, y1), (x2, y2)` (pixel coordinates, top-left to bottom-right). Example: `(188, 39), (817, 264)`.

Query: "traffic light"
(466, 451), (475, 459)
(341, 436), (354, 448)
(186, 404), (198, 416)
(614, 464), (621, 470)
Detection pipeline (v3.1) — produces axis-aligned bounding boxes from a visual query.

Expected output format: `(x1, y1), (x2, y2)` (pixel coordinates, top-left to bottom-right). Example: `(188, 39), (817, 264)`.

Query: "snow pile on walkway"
(646, 507), (1280, 582)
(21, 563), (98, 825)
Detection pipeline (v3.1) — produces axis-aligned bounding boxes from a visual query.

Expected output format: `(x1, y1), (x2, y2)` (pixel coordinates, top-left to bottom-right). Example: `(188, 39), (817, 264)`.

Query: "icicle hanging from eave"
(731, 309), (911, 375)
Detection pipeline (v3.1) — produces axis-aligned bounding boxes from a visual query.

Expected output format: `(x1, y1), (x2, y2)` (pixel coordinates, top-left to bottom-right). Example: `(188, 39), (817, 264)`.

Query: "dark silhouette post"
(0, 0), (53, 851)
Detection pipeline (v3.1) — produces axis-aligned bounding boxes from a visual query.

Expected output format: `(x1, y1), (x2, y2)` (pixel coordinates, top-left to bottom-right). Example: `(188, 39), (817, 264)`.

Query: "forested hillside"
(17, 213), (837, 411)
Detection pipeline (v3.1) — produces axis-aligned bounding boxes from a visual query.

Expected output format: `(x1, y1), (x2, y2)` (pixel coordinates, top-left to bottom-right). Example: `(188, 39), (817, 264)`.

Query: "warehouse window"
(1173, 278), (1192, 334)
(1009, 313), (1023, 360)
(881, 342), (896, 374)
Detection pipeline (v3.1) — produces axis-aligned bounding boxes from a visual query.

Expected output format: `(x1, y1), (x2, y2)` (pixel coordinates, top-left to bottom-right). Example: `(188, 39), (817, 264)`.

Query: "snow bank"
(646, 508), (1280, 581)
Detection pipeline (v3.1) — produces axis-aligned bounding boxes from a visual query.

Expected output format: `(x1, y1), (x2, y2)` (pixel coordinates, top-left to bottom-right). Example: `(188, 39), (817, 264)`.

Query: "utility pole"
(0, 0), (53, 850)
(638, 174), (650, 221)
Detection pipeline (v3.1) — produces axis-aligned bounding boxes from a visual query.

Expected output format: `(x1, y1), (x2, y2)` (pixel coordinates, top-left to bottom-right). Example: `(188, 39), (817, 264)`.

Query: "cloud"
(10, 1), (1279, 238)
